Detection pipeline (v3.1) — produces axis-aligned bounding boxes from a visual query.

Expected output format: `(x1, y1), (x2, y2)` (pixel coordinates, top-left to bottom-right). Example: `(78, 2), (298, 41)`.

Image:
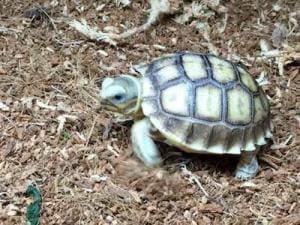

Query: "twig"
(115, 0), (171, 39)
(68, 19), (117, 46)
(180, 164), (209, 197)
(270, 135), (294, 149)
(53, 38), (84, 47)
(260, 157), (279, 170)
(0, 26), (21, 34)
(85, 115), (97, 146)
(107, 144), (120, 157)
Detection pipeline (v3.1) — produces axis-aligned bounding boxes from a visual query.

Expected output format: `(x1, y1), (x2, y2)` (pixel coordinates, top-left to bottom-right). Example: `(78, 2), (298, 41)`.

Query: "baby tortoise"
(100, 52), (273, 180)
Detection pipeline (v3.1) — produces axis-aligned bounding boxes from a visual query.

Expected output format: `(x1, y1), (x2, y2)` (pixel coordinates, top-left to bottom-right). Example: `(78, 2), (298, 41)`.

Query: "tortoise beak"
(100, 99), (118, 111)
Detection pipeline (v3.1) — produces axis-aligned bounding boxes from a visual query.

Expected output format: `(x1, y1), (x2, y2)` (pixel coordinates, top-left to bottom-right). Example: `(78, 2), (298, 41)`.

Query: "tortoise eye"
(114, 94), (123, 101)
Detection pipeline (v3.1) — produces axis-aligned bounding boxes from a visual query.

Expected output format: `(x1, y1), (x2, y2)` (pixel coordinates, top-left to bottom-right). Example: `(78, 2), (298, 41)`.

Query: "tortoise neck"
(121, 75), (142, 116)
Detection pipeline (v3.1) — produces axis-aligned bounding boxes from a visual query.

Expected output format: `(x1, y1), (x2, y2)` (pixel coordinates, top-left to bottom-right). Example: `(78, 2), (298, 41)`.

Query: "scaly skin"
(131, 118), (163, 166)
(234, 150), (259, 180)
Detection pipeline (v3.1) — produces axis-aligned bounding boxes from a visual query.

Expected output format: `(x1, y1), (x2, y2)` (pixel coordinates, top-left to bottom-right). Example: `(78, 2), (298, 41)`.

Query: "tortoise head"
(100, 75), (141, 115)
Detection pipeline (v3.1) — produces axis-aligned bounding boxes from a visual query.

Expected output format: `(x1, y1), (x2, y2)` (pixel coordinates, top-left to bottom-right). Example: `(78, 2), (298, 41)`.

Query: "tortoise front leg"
(131, 118), (162, 166)
(235, 150), (259, 180)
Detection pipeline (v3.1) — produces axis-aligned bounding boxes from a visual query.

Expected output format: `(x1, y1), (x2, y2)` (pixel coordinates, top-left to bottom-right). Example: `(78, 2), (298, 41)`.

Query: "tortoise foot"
(234, 152), (259, 180)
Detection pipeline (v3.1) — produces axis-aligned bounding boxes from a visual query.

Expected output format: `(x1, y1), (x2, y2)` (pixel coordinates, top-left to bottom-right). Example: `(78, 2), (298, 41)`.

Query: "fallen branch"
(68, 0), (172, 45)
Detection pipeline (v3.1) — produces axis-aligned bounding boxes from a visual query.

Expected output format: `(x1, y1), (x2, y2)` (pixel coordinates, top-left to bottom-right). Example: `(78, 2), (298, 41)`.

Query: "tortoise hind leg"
(131, 118), (162, 166)
(235, 150), (259, 180)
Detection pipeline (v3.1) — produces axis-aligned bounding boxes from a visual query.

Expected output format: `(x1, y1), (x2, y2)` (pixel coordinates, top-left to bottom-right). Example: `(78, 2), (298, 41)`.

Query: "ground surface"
(0, 1), (299, 225)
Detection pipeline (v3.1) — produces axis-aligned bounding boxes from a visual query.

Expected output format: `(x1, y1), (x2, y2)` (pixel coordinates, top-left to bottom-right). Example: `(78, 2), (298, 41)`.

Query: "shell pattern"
(140, 52), (273, 154)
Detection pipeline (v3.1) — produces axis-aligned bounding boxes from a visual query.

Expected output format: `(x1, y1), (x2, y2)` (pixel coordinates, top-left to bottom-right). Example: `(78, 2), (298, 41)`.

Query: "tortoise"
(100, 52), (273, 179)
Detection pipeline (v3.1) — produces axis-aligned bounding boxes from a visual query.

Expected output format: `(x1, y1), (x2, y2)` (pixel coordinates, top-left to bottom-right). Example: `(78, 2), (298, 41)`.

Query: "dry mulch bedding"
(0, 1), (299, 224)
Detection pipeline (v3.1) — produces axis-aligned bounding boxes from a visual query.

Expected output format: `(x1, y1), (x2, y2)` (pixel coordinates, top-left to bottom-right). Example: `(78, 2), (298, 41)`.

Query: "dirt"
(0, 1), (299, 225)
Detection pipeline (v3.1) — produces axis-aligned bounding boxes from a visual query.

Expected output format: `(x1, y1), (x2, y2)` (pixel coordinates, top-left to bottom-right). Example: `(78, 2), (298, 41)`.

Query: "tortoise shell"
(137, 52), (273, 154)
